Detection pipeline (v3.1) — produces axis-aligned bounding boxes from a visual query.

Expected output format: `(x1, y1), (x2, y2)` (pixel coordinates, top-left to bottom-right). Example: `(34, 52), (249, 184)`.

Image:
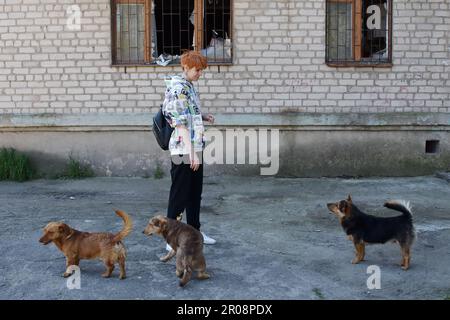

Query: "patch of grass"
(440, 289), (450, 300)
(154, 162), (165, 179)
(60, 156), (94, 179)
(312, 288), (325, 300)
(444, 291), (450, 300)
(0, 148), (35, 182)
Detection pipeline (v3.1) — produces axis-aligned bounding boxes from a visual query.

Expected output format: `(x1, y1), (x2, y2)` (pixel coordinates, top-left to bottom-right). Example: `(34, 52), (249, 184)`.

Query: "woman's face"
(183, 66), (203, 82)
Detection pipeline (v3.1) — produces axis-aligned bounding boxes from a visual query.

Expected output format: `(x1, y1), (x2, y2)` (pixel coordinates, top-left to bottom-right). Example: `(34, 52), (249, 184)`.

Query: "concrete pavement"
(0, 174), (449, 299)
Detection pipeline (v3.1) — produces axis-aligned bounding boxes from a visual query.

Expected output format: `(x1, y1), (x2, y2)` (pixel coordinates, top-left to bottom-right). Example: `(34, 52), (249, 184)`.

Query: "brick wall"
(0, 0), (449, 117)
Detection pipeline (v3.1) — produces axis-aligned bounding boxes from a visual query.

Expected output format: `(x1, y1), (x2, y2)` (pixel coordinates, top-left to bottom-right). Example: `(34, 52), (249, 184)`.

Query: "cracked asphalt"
(0, 174), (449, 300)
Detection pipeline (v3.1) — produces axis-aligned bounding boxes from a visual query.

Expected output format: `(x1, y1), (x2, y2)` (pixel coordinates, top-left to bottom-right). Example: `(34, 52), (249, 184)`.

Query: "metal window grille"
(111, 0), (232, 66)
(201, 0), (232, 64)
(325, 0), (392, 67)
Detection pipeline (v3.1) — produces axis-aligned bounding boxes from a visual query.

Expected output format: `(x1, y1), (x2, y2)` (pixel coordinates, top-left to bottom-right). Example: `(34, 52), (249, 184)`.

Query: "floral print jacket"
(162, 75), (204, 155)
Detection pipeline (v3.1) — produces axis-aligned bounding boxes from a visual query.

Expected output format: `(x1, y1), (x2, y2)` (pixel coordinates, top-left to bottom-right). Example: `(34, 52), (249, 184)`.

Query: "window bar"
(174, 0), (176, 56)
(204, 0), (208, 56)
(195, 0), (204, 52)
(173, 0), (176, 56)
(120, 1), (124, 63)
(336, 4), (347, 61)
(340, 1), (343, 61)
(114, 1), (118, 63)
(162, 0), (165, 56)
(205, 0), (208, 57)
(162, 0), (164, 57)
(382, 0), (386, 62)
(354, 0), (362, 61)
(166, 0), (168, 56)
(222, 0), (225, 62)
(169, 0), (172, 57)
(372, 2), (375, 61)
(128, 0), (131, 63)
(145, 0), (151, 63)
(118, 2), (121, 62)
(344, 1), (348, 62)
(112, 0), (114, 63)
(382, 0), (385, 62)
(336, 0), (345, 60)
(189, 0), (194, 50)
(214, 0), (217, 62)
(335, 1), (338, 61)
(221, 0), (225, 62)
(379, 0), (382, 62)
(229, 0), (233, 62)
(118, 1), (120, 63)
(388, 0), (392, 62)
(178, 0), (181, 55)
(337, 1), (341, 61)
(189, 0), (193, 50)
(134, 0), (142, 62)
(325, 1), (328, 62)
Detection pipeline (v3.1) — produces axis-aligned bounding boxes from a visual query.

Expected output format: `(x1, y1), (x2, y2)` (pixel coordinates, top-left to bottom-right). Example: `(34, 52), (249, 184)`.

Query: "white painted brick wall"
(0, 0), (449, 115)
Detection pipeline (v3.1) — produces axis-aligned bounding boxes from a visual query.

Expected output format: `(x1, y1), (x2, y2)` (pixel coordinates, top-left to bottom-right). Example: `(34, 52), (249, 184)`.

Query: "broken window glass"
(361, 0), (389, 62)
(326, 0), (391, 66)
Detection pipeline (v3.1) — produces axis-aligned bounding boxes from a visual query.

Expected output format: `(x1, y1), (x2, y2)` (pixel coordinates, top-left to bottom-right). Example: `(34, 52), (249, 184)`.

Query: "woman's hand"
(203, 114), (215, 124)
(190, 151), (200, 171)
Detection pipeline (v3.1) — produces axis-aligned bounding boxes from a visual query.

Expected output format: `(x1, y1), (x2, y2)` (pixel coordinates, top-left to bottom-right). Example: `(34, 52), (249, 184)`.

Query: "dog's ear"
(58, 224), (70, 234)
(342, 199), (352, 217)
(159, 219), (168, 232)
(347, 194), (352, 203)
(153, 216), (166, 227)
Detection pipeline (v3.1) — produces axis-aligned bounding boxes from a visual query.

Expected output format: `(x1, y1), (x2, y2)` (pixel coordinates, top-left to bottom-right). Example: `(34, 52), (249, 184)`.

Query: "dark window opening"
(154, 0), (194, 59)
(111, 0), (233, 66)
(201, 0), (232, 63)
(425, 140), (440, 154)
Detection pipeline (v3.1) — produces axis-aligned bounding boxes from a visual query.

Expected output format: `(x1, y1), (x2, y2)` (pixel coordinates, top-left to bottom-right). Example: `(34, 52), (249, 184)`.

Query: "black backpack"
(152, 105), (174, 151)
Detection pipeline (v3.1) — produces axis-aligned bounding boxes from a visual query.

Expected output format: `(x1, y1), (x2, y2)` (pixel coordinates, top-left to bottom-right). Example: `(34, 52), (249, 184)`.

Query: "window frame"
(111, 0), (151, 66)
(325, 0), (393, 68)
(110, 0), (233, 67)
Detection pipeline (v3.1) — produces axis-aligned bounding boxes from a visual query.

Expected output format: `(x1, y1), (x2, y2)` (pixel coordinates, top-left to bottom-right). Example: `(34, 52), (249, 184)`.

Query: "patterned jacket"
(162, 75), (204, 155)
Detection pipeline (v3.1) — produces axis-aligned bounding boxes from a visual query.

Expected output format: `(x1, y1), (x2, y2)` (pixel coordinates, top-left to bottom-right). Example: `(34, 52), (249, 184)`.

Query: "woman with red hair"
(162, 51), (216, 249)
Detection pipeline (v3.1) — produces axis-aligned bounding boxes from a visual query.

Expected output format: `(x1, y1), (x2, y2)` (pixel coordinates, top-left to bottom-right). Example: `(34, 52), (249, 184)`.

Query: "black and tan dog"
(143, 215), (210, 287)
(327, 195), (415, 270)
(39, 210), (132, 279)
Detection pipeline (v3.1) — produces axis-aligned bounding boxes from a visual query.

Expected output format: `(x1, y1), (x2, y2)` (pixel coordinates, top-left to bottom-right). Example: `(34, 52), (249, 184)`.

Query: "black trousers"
(167, 155), (203, 231)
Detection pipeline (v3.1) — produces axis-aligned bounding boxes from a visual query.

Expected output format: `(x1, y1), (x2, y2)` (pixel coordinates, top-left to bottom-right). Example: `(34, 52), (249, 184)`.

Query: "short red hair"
(180, 51), (208, 70)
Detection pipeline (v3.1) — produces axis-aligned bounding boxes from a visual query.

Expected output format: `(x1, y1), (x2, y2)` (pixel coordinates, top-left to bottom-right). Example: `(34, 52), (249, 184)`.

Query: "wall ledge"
(0, 112), (449, 131)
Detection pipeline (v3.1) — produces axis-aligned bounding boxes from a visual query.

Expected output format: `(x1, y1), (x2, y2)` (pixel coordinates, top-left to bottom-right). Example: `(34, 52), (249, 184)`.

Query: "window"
(325, 0), (392, 67)
(111, 0), (232, 66)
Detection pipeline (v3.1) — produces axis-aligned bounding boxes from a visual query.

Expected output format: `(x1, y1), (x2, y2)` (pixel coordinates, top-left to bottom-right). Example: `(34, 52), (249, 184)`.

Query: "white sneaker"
(166, 243), (173, 251)
(201, 232), (216, 245)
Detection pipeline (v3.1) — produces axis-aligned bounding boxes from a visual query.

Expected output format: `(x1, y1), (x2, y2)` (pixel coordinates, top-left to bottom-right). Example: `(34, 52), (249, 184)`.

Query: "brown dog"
(143, 215), (210, 287)
(39, 210), (132, 279)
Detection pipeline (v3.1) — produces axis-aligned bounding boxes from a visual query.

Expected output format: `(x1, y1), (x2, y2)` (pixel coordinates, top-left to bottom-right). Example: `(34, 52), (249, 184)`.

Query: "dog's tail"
(384, 200), (413, 220)
(113, 210), (133, 242)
